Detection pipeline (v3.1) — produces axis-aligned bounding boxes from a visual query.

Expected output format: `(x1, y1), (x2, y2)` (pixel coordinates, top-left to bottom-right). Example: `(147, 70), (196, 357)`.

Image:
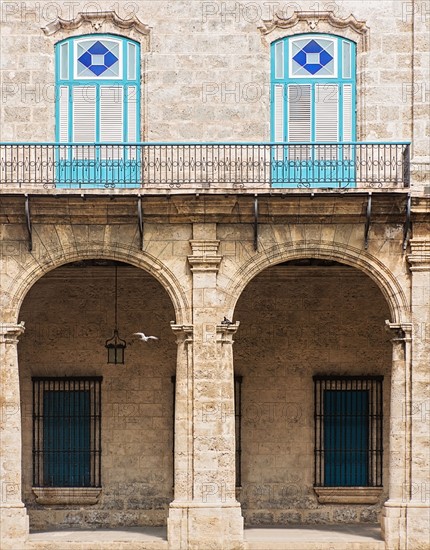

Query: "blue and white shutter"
(72, 86), (96, 158)
(271, 35), (356, 146)
(56, 35), (140, 147)
(100, 86), (123, 159)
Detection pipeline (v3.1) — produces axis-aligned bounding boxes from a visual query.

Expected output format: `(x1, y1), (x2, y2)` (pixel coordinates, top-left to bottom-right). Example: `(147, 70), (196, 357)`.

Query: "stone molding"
(0, 322), (25, 344)
(188, 240), (222, 273)
(314, 487), (383, 504)
(224, 240), (409, 327)
(216, 322), (240, 345)
(259, 10), (369, 50)
(171, 323), (194, 345)
(42, 10), (151, 37)
(407, 239), (430, 271)
(385, 320), (413, 342)
(32, 487), (101, 505)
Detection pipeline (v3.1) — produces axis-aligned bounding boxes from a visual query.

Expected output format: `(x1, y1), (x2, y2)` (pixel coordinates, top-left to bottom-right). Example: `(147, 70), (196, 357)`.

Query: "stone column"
(382, 322), (412, 550)
(404, 239), (430, 549)
(168, 224), (243, 550)
(0, 322), (29, 549)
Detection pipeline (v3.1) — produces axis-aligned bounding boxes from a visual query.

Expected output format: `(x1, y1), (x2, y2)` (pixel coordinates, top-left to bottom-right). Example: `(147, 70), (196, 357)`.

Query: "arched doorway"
(18, 259), (176, 531)
(233, 258), (392, 527)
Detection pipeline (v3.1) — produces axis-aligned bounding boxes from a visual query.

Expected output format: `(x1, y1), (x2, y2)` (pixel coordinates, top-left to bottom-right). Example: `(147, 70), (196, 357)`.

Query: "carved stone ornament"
(42, 10), (151, 37)
(259, 10), (369, 50)
(188, 240), (223, 273)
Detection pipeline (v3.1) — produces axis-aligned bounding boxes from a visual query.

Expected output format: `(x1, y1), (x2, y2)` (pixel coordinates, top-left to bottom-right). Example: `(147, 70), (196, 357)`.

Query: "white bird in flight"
(133, 332), (159, 342)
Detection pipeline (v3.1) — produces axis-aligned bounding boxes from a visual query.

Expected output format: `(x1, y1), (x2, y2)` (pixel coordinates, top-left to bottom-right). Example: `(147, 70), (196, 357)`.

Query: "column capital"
(187, 240), (222, 273)
(216, 322), (240, 344)
(384, 320), (412, 342)
(407, 239), (430, 271)
(0, 322), (25, 344)
(170, 322), (194, 344)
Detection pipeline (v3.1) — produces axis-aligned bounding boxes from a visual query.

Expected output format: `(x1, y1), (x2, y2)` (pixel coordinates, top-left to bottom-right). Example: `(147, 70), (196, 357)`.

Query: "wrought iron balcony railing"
(0, 142), (410, 190)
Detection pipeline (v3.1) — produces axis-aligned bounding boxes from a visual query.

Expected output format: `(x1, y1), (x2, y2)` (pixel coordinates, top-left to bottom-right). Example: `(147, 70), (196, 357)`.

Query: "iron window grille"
(32, 377), (102, 488)
(313, 375), (383, 487)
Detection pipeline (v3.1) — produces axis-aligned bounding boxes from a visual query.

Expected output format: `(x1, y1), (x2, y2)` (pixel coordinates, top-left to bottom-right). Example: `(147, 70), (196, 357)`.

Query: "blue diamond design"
(293, 40), (333, 75)
(303, 64), (322, 75)
(89, 64), (108, 76)
(78, 51), (92, 68)
(104, 51), (118, 68)
(302, 40), (323, 54)
(88, 41), (109, 55)
(320, 50), (333, 65)
(292, 50), (307, 67)
(78, 41), (118, 76)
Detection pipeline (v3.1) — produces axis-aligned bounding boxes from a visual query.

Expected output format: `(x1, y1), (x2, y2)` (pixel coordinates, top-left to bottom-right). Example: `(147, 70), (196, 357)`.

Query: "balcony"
(0, 142), (410, 191)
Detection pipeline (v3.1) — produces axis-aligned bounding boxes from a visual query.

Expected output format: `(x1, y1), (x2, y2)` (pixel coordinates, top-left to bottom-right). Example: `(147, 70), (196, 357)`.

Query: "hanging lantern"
(105, 264), (126, 364)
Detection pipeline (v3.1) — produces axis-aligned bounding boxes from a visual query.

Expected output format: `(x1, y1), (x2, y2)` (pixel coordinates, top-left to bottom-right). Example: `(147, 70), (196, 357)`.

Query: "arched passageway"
(18, 260), (176, 531)
(233, 259), (392, 527)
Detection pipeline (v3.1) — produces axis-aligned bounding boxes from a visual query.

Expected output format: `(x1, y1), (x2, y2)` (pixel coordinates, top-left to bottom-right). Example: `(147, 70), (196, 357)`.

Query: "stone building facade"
(0, 1), (429, 549)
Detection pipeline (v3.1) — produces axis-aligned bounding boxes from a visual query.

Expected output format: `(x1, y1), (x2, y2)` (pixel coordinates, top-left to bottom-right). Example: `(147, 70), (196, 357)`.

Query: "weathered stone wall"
(234, 264), (392, 525)
(18, 265), (177, 530)
(0, 0), (428, 182)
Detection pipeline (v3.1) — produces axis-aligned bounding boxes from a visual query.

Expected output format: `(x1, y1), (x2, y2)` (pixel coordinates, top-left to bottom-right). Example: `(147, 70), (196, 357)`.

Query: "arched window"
(271, 34), (356, 188)
(55, 34), (140, 188)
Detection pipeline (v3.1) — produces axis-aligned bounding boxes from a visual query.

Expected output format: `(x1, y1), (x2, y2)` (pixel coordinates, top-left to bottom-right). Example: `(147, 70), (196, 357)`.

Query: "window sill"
(32, 487), (101, 505)
(314, 487), (383, 504)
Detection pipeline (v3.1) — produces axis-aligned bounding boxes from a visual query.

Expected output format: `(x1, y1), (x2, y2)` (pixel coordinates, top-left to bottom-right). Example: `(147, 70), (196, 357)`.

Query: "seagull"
(221, 317), (232, 325)
(133, 332), (159, 342)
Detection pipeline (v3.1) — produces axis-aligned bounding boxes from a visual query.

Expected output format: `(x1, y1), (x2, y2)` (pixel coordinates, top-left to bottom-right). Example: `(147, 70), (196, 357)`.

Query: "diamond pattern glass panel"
(292, 38), (335, 77)
(77, 40), (119, 77)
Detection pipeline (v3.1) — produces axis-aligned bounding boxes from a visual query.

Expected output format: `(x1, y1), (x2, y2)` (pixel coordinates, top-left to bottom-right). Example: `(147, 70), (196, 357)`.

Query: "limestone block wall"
(18, 264), (177, 530)
(0, 0), (428, 175)
(234, 264), (392, 525)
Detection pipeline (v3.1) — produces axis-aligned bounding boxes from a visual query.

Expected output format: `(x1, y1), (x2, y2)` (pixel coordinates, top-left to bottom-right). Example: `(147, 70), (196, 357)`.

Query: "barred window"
(32, 377), (102, 488)
(314, 376), (383, 487)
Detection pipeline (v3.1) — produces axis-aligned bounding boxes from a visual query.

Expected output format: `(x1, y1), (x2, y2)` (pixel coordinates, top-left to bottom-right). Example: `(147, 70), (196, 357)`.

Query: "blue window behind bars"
(43, 391), (91, 486)
(55, 34), (141, 188)
(323, 390), (369, 486)
(270, 34), (356, 188)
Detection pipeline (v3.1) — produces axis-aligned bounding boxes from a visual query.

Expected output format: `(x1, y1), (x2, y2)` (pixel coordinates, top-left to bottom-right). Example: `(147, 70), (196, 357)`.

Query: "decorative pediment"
(42, 10), (151, 37)
(259, 10), (369, 50)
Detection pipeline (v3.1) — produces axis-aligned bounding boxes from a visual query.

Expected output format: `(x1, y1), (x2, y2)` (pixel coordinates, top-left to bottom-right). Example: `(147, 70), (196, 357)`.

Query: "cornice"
(259, 10), (369, 50)
(0, 321), (25, 344)
(407, 239), (430, 271)
(42, 10), (151, 37)
(216, 322), (240, 344)
(170, 323), (194, 345)
(385, 320), (413, 342)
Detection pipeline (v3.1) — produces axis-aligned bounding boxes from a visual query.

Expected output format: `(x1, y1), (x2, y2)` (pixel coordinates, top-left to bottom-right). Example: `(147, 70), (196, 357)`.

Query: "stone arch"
(8, 242), (189, 326)
(225, 240), (409, 325)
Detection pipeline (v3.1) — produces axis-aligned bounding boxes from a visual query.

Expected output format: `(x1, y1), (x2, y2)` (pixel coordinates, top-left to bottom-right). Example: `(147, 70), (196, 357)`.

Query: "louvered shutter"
(127, 86), (137, 159)
(100, 86), (123, 159)
(315, 84), (339, 160)
(342, 84), (353, 159)
(72, 86), (96, 159)
(58, 86), (69, 159)
(288, 84), (311, 160)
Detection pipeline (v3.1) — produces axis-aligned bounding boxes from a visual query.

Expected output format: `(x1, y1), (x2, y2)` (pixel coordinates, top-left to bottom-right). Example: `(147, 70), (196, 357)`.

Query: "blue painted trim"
(54, 33), (141, 186)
